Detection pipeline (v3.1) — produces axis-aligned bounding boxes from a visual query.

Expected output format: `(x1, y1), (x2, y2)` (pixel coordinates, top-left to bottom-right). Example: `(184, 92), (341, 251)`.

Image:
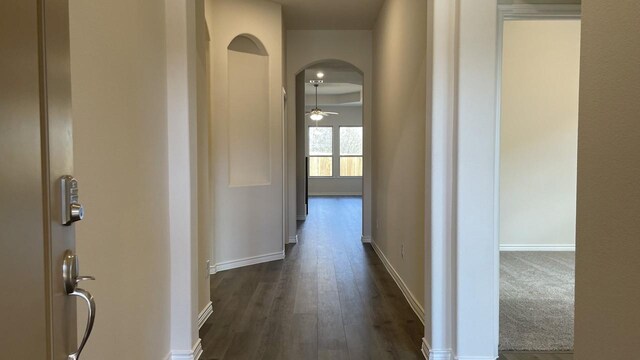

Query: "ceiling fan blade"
(323, 112), (339, 115)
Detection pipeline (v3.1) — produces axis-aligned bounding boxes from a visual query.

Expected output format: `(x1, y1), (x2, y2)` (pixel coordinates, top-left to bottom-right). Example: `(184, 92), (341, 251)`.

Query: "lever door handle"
(63, 251), (96, 360)
(68, 287), (95, 360)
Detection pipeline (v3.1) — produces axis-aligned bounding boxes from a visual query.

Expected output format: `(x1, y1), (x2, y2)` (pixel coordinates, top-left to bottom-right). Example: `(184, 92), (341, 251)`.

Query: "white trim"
(214, 250), (285, 272)
(308, 192), (363, 196)
(498, 4), (581, 20)
(361, 235), (372, 244)
(421, 338), (431, 359)
(296, 214), (306, 221)
(499, 244), (575, 251)
(288, 234), (298, 244)
(429, 349), (454, 360)
(171, 339), (203, 360)
(197, 301), (213, 329)
(456, 357), (497, 360)
(370, 240), (425, 325)
(209, 262), (217, 275)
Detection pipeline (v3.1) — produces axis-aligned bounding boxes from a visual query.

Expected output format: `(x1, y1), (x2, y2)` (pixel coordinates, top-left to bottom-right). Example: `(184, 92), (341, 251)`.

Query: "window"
(340, 126), (363, 176)
(309, 127), (332, 177)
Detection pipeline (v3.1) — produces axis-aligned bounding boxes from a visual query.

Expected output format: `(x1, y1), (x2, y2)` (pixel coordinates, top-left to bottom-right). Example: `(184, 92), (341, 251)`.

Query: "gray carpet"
(500, 252), (575, 351)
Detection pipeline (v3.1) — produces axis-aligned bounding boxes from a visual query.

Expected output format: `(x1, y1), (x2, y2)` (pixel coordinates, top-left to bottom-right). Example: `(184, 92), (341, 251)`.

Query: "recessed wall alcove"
(227, 34), (270, 186)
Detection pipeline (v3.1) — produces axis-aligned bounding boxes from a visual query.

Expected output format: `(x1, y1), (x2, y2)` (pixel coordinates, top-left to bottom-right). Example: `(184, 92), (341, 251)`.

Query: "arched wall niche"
(227, 33), (271, 186)
(227, 33), (268, 56)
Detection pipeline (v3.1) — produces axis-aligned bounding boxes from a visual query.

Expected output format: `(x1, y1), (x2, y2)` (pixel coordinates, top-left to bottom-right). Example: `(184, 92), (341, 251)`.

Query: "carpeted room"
(498, 18), (581, 354)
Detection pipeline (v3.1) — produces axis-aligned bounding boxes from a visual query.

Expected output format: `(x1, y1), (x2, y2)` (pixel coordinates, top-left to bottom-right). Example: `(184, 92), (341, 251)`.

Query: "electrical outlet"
(206, 260), (211, 278)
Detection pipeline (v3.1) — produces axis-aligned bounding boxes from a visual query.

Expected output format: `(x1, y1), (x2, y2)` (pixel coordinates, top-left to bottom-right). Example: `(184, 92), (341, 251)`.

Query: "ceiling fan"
(306, 81), (338, 121)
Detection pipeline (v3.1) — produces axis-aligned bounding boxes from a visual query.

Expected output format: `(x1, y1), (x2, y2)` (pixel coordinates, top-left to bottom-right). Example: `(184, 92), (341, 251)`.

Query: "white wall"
(196, 0), (213, 318)
(574, 1), (640, 359)
(372, 0), (428, 326)
(306, 105), (363, 196)
(455, 1), (499, 357)
(499, 20), (581, 249)
(206, 0), (284, 265)
(286, 30), (373, 238)
(69, 0), (171, 358)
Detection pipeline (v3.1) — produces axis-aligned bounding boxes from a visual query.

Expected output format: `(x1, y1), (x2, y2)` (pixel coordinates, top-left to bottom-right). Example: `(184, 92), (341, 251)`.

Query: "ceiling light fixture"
(316, 71), (325, 79)
(306, 82), (338, 122)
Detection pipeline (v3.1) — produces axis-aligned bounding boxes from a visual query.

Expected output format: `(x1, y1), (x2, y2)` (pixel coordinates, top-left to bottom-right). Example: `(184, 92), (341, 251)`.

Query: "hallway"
(200, 197), (424, 359)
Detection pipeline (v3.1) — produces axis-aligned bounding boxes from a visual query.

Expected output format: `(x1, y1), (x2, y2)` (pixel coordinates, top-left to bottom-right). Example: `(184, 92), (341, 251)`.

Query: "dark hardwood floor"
(199, 196), (572, 360)
(200, 196), (424, 359)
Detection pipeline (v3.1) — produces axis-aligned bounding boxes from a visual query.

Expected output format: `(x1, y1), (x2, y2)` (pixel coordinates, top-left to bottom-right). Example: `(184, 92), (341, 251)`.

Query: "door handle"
(63, 251), (96, 360)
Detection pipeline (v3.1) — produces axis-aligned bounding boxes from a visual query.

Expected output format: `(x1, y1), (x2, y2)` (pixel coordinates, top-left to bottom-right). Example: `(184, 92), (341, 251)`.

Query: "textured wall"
(574, 1), (640, 359)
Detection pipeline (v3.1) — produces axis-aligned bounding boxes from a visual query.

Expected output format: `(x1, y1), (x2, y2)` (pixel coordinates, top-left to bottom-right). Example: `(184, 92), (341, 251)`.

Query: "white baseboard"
(296, 214), (306, 221)
(456, 357), (497, 360)
(421, 338), (430, 359)
(197, 301), (213, 329)
(170, 339), (203, 360)
(370, 240), (425, 325)
(361, 235), (372, 243)
(500, 244), (575, 251)
(308, 192), (363, 196)
(213, 250), (285, 272)
(288, 234), (298, 244)
(428, 348), (455, 360)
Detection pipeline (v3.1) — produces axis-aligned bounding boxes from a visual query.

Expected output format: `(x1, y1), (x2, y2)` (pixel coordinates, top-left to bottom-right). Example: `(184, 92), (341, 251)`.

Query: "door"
(1, 0), (94, 359)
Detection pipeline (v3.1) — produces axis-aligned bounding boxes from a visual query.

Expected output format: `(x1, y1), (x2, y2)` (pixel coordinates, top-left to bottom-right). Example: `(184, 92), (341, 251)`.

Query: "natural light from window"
(309, 126), (332, 177)
(340, 126), (363, 176)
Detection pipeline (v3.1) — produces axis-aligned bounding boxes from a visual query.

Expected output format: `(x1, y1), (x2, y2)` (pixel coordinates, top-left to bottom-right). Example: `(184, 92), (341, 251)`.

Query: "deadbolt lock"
(60, 175), (84, 225)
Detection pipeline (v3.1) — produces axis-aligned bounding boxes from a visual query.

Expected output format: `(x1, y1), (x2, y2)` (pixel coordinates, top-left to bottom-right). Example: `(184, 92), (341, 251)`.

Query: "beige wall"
(372, 0), (428, 315)
(575, 1), (640, 358)
(206, 0), (284, 264)
(286, 30), (373, 238)
(499, 20), (581, 248)
(197, 0), (212, 316)
(69, 0), (171, 358)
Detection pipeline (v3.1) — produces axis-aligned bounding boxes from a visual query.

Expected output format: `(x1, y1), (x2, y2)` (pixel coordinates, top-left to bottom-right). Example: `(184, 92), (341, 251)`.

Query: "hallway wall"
(69, 0), (171, 358)
(574, 1), (640, 358)
(196, 0), (213, 319)
(206, 0), (285, 267)
(372, 0), (428, 322)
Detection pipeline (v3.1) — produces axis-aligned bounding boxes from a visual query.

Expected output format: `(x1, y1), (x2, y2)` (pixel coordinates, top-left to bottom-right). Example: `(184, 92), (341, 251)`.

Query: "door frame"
(427, 2), (582, 358)
(494, 2), (581, 353)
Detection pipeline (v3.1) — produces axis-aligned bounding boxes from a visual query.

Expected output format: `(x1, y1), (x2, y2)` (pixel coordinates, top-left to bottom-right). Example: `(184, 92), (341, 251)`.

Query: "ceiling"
(305, 83), (361, 95)
(272, 0), (385, 30)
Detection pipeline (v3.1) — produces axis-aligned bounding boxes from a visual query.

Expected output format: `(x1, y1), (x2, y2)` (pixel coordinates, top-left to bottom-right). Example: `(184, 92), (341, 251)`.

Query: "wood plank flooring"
(200, 196), (424, 359)
(199, 196), (571, 360)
